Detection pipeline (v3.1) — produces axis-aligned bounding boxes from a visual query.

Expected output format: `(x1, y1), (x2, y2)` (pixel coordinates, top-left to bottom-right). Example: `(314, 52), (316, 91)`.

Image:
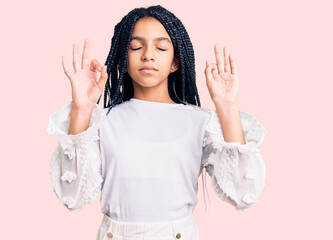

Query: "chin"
(133, 78), (164, 88)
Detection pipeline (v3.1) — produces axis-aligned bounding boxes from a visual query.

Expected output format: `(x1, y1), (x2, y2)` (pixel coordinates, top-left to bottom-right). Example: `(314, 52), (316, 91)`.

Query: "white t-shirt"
(47, 97), (267, 223)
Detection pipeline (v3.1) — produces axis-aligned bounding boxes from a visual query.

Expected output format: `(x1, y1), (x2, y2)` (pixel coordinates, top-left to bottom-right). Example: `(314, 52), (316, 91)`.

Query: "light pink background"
(1, 0), (332, 239)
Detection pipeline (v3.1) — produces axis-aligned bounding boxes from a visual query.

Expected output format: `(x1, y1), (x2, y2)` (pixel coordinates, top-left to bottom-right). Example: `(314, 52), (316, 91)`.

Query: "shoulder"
(181, 103), (212, 126)
(184, 103), (211, 116)
(101, 101), (129, 115)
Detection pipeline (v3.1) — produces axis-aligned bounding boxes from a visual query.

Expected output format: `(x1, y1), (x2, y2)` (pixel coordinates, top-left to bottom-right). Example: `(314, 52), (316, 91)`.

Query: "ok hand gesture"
(62, 38), (108, 111)
(205, 44), (239, 106)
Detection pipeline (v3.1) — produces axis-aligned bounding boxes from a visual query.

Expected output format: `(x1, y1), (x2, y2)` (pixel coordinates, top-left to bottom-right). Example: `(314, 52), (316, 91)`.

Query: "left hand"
(205, 44), (239, 106)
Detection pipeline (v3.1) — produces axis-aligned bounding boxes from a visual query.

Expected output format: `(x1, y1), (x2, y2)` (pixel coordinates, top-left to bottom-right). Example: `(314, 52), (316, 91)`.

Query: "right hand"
(62, 38), (108, 111)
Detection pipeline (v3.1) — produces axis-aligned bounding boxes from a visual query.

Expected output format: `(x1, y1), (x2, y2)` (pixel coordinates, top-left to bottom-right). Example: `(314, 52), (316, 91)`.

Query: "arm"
(215, 101), (246, 145)
(201, 109), (266, 212)
(69, 107), (94, 135)
(47, 101), (105, 211)
(202, 44), (266, 212)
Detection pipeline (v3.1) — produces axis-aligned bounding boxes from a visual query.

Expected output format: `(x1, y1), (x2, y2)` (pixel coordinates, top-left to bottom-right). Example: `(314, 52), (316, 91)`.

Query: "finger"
(214, 43), (224, 74)
(97, 65), (108, 92)
(62, 56), (75, 83)
(224, 47), (231, 73)
(90, 59), (102, 72)
(204, 61), (214, 83)
(82, 38), (90, 69)
(73, 43), (80, 73)
(229, 54), (238, 75)
(211, 63), (219, 81)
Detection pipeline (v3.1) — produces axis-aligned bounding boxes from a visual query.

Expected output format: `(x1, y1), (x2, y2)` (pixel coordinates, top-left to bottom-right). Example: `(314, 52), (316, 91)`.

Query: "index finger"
(81, 38), (90, 69)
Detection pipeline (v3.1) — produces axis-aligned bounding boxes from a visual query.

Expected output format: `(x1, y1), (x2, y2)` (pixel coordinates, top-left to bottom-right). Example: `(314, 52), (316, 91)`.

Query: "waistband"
(100, 211), (196, 239)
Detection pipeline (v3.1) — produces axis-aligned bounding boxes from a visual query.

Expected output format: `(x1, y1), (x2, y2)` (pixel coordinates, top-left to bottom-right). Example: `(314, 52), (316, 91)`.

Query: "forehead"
(131, 17), (171, 42)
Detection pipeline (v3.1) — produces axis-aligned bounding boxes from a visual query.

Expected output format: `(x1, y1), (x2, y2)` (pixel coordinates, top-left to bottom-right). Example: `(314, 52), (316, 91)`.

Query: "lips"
(140, 67), (157, 71)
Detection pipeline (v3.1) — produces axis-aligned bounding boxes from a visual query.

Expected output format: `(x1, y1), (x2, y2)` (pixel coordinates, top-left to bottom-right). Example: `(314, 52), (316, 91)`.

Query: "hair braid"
(99, 5), (201, 116)
(97, 4), (210, 212)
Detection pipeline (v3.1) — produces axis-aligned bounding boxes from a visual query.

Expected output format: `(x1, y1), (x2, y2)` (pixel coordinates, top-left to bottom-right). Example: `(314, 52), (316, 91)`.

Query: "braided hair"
(98, 5), (213, 212)
(98, 5), (201, 115)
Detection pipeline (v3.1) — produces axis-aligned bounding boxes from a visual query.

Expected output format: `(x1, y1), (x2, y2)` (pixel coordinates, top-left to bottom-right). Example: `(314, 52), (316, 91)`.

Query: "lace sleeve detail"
(47, 101), (105, 211)
(201, 109), (266, 212)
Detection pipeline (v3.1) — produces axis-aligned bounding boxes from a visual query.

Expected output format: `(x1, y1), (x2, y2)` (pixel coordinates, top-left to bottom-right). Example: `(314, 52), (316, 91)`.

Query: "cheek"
(127, 55), (136, 68)
(165, 55), (175, 68)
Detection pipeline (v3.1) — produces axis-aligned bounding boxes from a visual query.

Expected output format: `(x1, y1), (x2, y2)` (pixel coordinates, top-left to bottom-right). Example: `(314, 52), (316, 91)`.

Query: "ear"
(170, 54), (180, 73)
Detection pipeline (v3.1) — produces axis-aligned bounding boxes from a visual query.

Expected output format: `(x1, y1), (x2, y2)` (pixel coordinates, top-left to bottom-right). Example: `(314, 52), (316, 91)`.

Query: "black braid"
(97, 5), (201, 115)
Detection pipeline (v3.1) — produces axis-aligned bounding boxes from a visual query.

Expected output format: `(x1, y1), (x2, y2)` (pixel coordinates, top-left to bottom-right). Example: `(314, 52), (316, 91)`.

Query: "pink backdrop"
(2, 0), (332, 239)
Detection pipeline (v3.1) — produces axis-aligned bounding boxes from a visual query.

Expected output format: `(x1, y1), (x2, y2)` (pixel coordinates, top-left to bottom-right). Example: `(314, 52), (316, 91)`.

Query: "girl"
(47, 5), (266, 240)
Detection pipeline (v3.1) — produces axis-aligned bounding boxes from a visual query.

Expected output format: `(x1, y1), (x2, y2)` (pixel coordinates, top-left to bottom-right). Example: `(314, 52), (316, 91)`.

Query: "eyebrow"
(130, 36), (171, 44)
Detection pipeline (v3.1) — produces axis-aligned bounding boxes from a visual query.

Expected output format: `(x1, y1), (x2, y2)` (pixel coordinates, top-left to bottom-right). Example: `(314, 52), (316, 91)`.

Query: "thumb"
(97, 65), (108, 92)
(205, 61), (213, 83)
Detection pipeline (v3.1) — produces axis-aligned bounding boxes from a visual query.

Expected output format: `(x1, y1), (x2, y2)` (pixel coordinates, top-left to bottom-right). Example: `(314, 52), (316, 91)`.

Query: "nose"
(141, 46), (155, 61)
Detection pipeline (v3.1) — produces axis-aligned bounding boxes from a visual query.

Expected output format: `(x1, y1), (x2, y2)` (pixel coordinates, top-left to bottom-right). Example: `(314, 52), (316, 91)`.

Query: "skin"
(125, 17), (179, 104)
(62, 39), (108, 135)
(63, 19), (246, 145)
(205, 44), (246, 144)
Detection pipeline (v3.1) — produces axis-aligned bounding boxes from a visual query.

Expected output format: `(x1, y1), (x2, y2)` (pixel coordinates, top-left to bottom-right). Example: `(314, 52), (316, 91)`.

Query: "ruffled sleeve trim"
(203, 109), (266, 154)
(47, 101), (105, 160)
(202, 109), (266, 211)
(47, 102), (105, 211)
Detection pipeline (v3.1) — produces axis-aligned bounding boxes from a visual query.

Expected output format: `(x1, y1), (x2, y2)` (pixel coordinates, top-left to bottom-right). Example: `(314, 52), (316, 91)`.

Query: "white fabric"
(96, 211), (199, 240)
(47, 97), (266, 222)
(201, 108), (267, 212)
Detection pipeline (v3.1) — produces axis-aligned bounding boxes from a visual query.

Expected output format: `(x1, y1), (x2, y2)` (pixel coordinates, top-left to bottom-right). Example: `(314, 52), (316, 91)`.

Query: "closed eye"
(131, 47), (166, 51)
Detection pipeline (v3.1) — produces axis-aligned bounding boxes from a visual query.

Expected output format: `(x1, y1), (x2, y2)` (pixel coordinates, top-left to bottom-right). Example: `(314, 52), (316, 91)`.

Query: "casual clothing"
(47, 97), (266, 236)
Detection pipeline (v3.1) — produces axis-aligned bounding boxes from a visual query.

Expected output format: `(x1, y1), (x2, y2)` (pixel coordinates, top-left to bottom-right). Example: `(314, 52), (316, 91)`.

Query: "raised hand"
(204, 44), (239, 106)
(62, 38), (108, 111)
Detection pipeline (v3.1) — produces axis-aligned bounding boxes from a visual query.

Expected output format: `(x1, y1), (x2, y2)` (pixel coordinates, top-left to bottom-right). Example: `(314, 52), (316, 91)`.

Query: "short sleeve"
(47, 101), (106, 211)
(201, 109), (266, 212)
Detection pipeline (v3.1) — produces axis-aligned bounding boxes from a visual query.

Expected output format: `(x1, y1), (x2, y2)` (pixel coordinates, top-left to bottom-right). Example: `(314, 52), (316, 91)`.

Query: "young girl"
(47, 5), (266, 240)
